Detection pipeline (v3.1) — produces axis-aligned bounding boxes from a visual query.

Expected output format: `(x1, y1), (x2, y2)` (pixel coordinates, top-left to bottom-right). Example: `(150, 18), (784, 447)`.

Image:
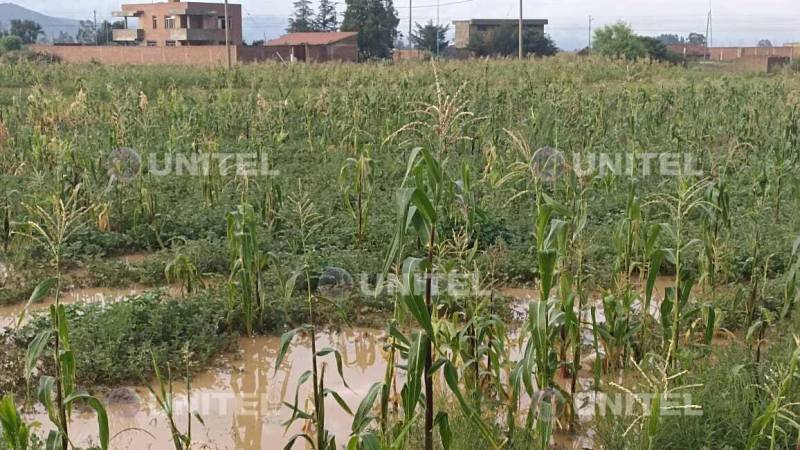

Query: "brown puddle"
(0, 286), (158, 329)
(25, 329), (389, 450)
(21, 327), (601, 450)
(12, 282), (668, 449)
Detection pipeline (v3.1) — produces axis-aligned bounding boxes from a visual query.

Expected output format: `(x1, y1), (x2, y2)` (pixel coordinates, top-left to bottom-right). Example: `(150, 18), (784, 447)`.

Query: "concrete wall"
(729, 56), (791, 74)
(120, 2), (242, 46)
(668, 45), (796, 61)
(708, 46), (795, 61)
(238, 45), (297, 63)
(31, 45), (235, 65)
(33, 43), (357, 65)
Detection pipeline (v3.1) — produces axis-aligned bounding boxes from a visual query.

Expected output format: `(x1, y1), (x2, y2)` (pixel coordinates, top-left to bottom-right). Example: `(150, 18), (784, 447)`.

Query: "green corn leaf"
(704, 306), (716, 345)
(58, 350), (76, 399)
(54, 305), (70, 351)
(284, 370), (313, 429)
(537, 250), (557, 301)
(63, 391), (110, 450)
(0, 393), (29, 450)
(25, 330), (51, 379)
(316, 347), (349, 388)
(283, 433), (315, 450)
(434, 411), (452, 450)
(37, 376), (57, 425)
(402, 331), (427, 421)
(323, 388), (353, 415)
(275, 326), (310, 375)
(645, 250), (664, 311)
(16, 277), (56, 329)
(352, 382), (383, 433)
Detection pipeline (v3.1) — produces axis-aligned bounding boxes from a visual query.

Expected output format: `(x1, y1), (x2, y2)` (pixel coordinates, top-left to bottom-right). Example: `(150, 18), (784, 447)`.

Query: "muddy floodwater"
(0, 286), (153, 329)
(24, 329), (389, 450)
(3, 282), (677, 449)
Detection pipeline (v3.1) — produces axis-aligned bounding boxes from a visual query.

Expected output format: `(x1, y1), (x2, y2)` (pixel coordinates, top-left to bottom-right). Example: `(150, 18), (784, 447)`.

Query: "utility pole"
(518, 0), (523, 60)
(224, 0), (231, 68)
(93, 10), (98, 45)
(409, 0), (412, 48)
(588, 15), (593, 50)
(436, 0), (440, 57)
(705, 0), (712, 61)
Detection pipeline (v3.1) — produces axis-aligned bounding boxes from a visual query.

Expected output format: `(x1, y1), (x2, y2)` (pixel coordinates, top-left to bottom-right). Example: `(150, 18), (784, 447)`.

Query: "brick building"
(263, 32), (359, 62)
(111, 0), (242, 47)
(451, 19), (548, 48)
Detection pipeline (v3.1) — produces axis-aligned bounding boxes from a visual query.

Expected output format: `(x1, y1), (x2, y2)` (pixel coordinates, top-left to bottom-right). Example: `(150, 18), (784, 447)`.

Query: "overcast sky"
(8, 0), (800, 49)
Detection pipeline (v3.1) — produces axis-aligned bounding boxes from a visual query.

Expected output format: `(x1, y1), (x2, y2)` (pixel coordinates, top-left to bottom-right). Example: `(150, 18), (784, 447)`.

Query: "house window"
(152, 16), (157, 29)
(165, 16), (176, 29)
(217, 16), (231, 29)
(146, 41), (157, 46)
(165, 40), (176, 47)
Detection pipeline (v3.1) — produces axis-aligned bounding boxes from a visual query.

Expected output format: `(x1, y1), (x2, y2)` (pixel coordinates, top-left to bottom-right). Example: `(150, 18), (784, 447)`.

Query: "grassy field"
(0, 56), (799, 449)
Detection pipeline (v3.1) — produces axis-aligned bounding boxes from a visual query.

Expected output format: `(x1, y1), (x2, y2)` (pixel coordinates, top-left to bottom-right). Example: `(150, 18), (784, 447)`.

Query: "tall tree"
(288, 0), (315, 32)
(54, 31), (75, 44)
(468, 25), (557, 57)
(315, 0), (338, 32)
(592, 22), (647, 60)
(76, 20), (96, 44)
(757, 39), (773, 48)
(9, 19), (43, 44)
(657, 34), (684, 45)
(341, 0), (399, 59)
(688, 32), (707, 46)
(410, 21), (448, 54)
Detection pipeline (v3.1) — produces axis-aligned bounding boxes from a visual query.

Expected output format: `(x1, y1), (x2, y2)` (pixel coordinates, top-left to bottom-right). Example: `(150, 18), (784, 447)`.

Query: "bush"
(15, 291), (233, 385)
(0, 35), (22, 53)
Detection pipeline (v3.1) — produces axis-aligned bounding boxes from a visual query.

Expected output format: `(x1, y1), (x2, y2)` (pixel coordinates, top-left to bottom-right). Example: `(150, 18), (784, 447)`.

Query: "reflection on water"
(0, 286), (155, 329)
(13, 282), (643, 449)
(25, 329), (389, 450)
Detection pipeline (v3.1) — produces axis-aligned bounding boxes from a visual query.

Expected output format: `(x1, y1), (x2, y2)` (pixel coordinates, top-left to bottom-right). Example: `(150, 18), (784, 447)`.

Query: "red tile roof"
(264, 32), (358, 46)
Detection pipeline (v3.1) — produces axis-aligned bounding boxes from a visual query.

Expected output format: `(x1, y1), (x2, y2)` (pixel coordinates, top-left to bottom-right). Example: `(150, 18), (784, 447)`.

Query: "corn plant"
(37, 303), (110, 450)
(609, 353), (702, 450)
(145, 351), (203, 450)
(780, 237), (800, 321)
(165, 253), (203, 297)
(339, 149), (375, 247)
(383, 147), (447, 450)
(647, 178), (712, 364)
(746, 336), (800, 450)
(0, 393), (29, 450)
(276, 189), (351, 450)
(596, 292), (641, 370)
(699, 181), (731, 290)
(226, 202), (264, 335)
(14, 185), (108, 450)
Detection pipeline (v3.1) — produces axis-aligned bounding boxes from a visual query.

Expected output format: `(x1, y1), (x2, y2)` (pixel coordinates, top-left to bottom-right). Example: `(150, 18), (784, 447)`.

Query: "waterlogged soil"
(2, 285), (663, 449)
(0, 280), (650, 449)
(24, 329), (391, 450)
(0, 285), (169, 329)
(22, 328), (600, 449)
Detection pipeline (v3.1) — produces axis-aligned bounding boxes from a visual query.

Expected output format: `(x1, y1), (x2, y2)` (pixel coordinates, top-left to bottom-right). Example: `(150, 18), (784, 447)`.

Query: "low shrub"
(14, 290), (233, 385)
(0, 36), (22, 53)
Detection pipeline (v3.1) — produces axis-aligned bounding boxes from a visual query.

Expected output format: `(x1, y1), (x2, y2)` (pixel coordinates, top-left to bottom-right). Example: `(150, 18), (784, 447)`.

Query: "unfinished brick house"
(263, 32), (359, 62)
(111, 0), (242, 47)
(451, 19), (548, 48)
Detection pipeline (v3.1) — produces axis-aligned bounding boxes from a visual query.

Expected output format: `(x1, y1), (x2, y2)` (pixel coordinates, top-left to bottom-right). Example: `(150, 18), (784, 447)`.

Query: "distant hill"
(0, 3), (81, 42)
